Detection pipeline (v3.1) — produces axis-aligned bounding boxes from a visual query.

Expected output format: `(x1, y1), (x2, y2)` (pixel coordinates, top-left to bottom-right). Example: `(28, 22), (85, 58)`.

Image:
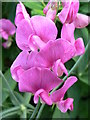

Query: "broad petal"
(30, 15), (57, 43)
(61, 23), (75, 44)
(74, 38), (85, 56)
(16, 19), (34, 51)
(74, 13), (90, 28)
(0, 19), (16, 40)
(37, 39), (76, 67)
(15, 2), (30, 26)
(19, 67), (61, 94)
(57, 98), (74, 113)
(50, 76), (77, 102)
(10, 51), (38, 81)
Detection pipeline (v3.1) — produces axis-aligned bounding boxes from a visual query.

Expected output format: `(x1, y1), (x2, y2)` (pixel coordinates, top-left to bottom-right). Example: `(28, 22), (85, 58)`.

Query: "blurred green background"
(0, 1), (90, 119)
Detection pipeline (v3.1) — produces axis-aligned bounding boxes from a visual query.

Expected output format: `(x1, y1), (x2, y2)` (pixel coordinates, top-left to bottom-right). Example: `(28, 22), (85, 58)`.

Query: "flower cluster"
(1, 1), (89, 113)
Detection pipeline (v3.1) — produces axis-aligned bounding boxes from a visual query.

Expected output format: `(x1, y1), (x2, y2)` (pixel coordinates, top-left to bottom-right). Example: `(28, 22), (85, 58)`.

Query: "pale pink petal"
(16, 19), (34, 51)
(46, 8), (56, 21)
(74, 38), (85, 56)
(30, 15), (57, 43)
(2, 40), (12, 48)
(19, 67), (61, 93)
(50, 76), (77, 102)
(43, 0), (52, 14)
(0, 19), (16, 40)
(52, 59), (68, 77)
(74, 13), (90, 28)
(28, 34), (46, 51)
(15, 2), (30, 26)
(61, 23), (75, 44)
(57, 98), (74, 113)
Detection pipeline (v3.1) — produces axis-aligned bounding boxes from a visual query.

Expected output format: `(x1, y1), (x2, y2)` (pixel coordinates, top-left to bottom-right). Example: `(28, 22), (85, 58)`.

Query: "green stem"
(0, 106), (20, 118)
(0, 70), (20, 105)
(39, 0), (46, 7)
(36, 104), (45, 119)
(29, 100), (40, 120)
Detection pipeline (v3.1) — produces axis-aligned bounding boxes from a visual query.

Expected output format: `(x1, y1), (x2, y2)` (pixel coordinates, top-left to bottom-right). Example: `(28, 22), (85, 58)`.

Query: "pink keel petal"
(57, 98), (74, 113)
(74, 13), (90, 28)
(50, 76), (77, 102)
(74, 38), (85, 56)
(34, 89), (52, 105)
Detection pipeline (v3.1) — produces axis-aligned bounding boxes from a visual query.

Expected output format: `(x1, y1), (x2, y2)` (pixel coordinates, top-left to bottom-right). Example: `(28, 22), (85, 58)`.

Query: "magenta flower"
(61, 23), (85, 56)
(50, 76), (78, 113)
(0, 19), (16, 40)
(17, 67), (62, 105)
(58, 0), (90, 28)
(16, 16), (57, 51)
(15, 1), (30, 26)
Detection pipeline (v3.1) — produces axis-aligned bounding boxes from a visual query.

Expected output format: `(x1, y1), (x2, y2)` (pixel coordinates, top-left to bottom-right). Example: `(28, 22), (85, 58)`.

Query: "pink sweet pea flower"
(18, 67), (62, 105)
(16, 15), (57, 51)
(58, 0), (79, 24)
(58, 0), (90, 28)
(61, 23), (85, 56)
(50, 76), (78, 113)
(15, 1), (30, 26)
(43, 0), (57, 21)
(0, 19), (16, 40)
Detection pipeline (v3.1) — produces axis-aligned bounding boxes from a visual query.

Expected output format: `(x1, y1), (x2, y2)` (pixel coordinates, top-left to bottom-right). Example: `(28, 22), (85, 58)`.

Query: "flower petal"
(74, 38), (85, 56)
(46, 8), (56, 21)
(15, 2), (30, 26)
(61, 23), (75, 44)
(74, 13), (90, 28)
(30, 15), (57, 43)
(50, 76), (77, 102)
(16, 19), (34, 51)
(19, 67), (62, 94)
(57, 98), (74, 113)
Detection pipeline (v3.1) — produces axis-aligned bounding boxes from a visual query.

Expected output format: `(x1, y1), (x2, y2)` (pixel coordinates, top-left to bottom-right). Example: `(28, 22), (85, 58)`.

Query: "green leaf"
(2, 69), (16, 103)
(24, 2), (44, 10)
(79, 3), (90, 14)
(31, 9), (44, 16)
(52, 107), (69, 118)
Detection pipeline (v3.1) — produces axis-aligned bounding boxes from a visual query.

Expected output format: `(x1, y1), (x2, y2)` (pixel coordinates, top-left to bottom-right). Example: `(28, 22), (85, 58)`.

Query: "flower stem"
(29, 100), (40, 120)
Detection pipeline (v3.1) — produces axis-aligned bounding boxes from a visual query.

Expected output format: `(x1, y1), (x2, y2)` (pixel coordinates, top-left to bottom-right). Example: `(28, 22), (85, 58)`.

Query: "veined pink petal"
(57, 98), (74, 113)
(74, 38), (85, 56)
(74, 13), (90, 28)
(61, 23), (75, 44)
(19, 67), (62, 93)
(0, 19), (16, 40)
(30, 15), (57, 43)
(46, 8), (57, 21)
(16, 19), (34, 51)
(37, 39), (76, 67)
(52, 59), (68, 77)
(15, 2), (30, 26)
(50, 76), (77, 102)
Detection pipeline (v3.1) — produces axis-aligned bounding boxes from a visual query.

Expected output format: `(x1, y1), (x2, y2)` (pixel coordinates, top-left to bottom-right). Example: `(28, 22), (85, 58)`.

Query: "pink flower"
(58, 0), (90, 28)
(61, 23), (85, 56)
(43, 0), (57, 21)
(15, 1), (30, 26)
(0, 19), (16, 40)
(16, 16), (57, 51)
(50, 76), (78, 113)
(18, 67), (62, 105)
